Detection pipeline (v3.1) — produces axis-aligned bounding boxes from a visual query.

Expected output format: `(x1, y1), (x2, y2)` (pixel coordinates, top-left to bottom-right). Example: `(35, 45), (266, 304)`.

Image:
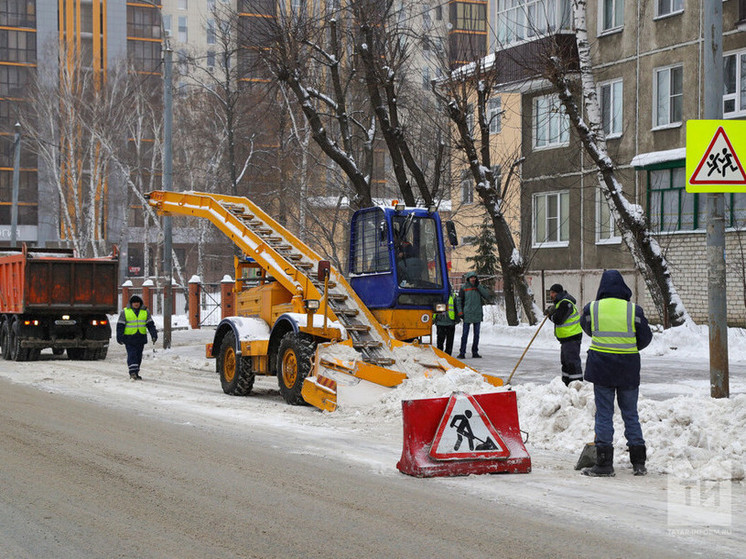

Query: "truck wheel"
(277, 333), (315, 405)
(97, 346), (108, 360)
(0, 322), (10, 360)
(217, 331), (254, 396)
(10, 322), (29, 362)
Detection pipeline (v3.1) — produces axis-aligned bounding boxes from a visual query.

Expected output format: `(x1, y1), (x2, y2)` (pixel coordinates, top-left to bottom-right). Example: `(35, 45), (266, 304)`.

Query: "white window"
(724, 50), (746, 117)
(596, 191), (620, 244)
(178, 0), (187, 10)
(207, 50), (215, 69)
(488, 97), (502, 135)
(178, 16), (188, 43)
(656, 0), (683, 18)
(654, 65), (683, 128)
(207, 19), (215, 45)
(495, 0), (572, 48)
(163, 14), (172, 35)
(599, 79), (623, 138)
(461, 170), (474, 204)
(533, 94), (569, 149)
(533, 191), (570, 246)
(600, 0), (623, 32)
(291, 0), (306, 16)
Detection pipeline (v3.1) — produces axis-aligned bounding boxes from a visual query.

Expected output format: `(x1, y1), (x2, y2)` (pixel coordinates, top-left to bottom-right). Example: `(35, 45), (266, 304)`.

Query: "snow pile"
(513, 378), (746, 481)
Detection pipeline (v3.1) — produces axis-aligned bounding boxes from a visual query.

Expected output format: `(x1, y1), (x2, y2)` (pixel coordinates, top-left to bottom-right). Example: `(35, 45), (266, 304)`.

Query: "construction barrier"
(397, 391), (531, 477)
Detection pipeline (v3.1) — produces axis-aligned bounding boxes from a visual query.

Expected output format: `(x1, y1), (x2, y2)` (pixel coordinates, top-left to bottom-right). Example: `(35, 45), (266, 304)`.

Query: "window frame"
(488, 96), (502, 135)
(532, 190), (570, 248)
(596, 189), (621, 244)
(653, 64), (683, 129)
(598, 78), (623, 138)
(655, 0), (684, 19)
(723, 48), (746, 118)
(599, 0), (624, 34)
(533, 93), (570, 149)
(461, 169), (474, 204)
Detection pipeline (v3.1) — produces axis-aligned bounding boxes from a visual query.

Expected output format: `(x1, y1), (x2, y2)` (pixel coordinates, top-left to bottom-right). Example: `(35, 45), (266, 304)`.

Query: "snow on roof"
(630, 148), (686, 168)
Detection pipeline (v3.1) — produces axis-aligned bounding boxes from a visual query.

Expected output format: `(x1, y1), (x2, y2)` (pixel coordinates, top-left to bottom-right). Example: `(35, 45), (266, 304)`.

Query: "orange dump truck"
(0, 244), (118, 361)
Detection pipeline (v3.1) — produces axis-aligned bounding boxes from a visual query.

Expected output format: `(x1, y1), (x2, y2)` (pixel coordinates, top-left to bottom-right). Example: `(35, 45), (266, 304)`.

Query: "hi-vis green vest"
(589, 298), (638, 354)
(433, 294), (457, 321)
(124, 308), (148, 335)
(554, 297), (582, 339)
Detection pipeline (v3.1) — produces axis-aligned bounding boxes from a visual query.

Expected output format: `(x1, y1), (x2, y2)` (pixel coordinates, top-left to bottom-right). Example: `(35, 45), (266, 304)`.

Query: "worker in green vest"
(579, 270), (652, 477)
(544, 283), (583, 386)
(433, 288), (459, 355)
(116, 294), (158, 380)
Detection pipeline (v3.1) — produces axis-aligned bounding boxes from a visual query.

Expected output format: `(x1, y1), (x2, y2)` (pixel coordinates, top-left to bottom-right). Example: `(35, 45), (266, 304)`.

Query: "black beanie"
(129, 294), (144, 305)
(549, 283), (563, 294)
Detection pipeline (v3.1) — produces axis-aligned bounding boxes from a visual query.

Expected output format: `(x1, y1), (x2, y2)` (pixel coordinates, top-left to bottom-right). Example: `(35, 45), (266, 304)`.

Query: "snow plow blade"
(300, 341), (504, 413)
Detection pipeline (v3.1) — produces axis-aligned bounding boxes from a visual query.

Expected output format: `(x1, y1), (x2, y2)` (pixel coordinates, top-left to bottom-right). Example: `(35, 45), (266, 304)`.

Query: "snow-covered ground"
(1, 308), (744, 557)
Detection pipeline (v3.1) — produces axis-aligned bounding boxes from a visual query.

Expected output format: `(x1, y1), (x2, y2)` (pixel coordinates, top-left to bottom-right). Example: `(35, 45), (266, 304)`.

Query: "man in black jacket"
(544, 283), (583, 386)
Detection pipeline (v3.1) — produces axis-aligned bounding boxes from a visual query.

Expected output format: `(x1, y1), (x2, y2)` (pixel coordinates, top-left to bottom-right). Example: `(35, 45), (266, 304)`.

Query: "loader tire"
(0, 322), (10, 360)
(277, 332), (315, 405)
(218, 331), (254, 396)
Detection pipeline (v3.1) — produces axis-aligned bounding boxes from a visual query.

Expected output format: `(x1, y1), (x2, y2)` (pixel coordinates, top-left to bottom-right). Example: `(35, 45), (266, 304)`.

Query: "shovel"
(506, 314), (548, 385)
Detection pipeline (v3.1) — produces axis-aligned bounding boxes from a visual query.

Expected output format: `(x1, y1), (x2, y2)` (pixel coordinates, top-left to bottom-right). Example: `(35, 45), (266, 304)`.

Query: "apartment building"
(483, 0), (746, 324)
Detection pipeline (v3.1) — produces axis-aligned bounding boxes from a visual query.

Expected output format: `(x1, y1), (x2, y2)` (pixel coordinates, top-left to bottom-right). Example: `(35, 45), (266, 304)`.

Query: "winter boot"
(629, 445), (647, 476)
(582, 445), (615, 477)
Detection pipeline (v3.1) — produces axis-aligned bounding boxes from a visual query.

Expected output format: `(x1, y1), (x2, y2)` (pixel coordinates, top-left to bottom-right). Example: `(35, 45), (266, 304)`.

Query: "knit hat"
(549, 283), (563, 294)
(129, 294), (144, 305)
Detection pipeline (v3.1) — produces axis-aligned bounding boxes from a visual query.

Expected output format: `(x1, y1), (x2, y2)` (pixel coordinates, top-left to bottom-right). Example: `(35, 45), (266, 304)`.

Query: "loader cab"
(349, 204), (453, 340)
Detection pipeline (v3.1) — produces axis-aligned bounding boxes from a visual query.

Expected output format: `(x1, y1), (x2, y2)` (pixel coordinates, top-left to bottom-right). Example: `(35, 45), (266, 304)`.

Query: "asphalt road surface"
(0, 379), (699, 559)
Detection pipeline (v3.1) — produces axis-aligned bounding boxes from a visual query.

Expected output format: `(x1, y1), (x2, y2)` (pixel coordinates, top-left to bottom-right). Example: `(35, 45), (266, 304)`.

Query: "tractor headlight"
(304, 299), (320, 312)
(434, 303), (446, 313)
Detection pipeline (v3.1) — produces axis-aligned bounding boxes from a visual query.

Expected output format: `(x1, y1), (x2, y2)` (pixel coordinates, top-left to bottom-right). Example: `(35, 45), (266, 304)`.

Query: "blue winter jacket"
(580, 270), (653, 388)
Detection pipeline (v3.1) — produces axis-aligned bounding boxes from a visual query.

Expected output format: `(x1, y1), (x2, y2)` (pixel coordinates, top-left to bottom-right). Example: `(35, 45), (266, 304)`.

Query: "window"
(351, 209), (390, 274)
(488, 97), (502, 134)
(534, 94), (569, 148)
(533, 191), (570, 246)
(600, 0), (623, 32)
(599, 79), (623, 137)
(596, 191), (620, 243)
(466, 103), (474, 137)
(496, 0), (572, 47)
(461, 170), (474, 204)
(178, 0), (187, 9)
(207, 19), (215, 44)
(654, 65), (682, 128)
(454, 2), (487, 31)
(0, 29), (36, 63)
(724, 50), (746, 117)
(435, 5), (442, 20)
(291, 0), (306, 17)
(656, 0), (683, 18)
(422, 66), (430, 89)
(207, 50), (215, 69)
(178, 15), (188, 43)
(423, 10), (432, 30)
(163, 14), (172, 34)
(648, 167), (704, 232)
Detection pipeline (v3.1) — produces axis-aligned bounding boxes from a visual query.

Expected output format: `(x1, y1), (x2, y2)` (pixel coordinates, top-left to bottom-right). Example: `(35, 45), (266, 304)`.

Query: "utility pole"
(10, 123), (21, 248)
(704, 0), (728, 398)
(163, 36), (173, 350)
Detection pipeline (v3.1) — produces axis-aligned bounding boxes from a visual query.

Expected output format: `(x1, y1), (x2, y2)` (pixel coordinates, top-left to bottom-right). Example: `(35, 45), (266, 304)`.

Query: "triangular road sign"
(429, 392), (510, 461)
(689, 126), (746, 185)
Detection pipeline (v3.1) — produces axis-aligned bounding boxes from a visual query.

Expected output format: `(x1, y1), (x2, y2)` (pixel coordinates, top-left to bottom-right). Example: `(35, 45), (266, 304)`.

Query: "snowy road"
(0, 323), (744, 558)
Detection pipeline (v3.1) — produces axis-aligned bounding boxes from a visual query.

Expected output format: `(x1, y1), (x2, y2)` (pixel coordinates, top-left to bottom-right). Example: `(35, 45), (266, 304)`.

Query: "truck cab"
(348, 204), (454, 340)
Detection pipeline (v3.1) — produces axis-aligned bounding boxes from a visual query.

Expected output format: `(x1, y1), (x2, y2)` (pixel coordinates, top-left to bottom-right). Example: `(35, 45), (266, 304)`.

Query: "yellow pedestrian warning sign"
(687, 120), (746, 192)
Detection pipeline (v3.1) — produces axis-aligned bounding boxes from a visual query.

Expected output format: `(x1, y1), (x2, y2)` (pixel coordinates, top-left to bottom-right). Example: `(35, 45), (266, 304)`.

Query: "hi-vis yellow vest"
(124, 308), (148, 335)
(554, 297), (582, 339)
(589, 298), (638, 354)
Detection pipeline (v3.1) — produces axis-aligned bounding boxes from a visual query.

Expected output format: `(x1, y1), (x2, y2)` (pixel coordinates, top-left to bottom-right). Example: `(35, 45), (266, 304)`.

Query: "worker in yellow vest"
(579, 270), (652, 477)
(116, 294), (158, 380)
(433, 289), (459, 355)
(544, 283), (583, 386)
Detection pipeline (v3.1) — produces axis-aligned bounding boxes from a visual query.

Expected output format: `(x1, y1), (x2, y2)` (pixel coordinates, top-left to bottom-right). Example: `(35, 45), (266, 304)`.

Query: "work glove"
(544, 305), (554, 317)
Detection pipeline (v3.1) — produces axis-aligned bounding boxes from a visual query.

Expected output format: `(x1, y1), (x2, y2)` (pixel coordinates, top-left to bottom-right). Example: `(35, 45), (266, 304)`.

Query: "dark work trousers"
(459, 322), (481, 356)
(560, 338), (583, 385)
(125, 342), (146, 376)
(436, 324), (456, 355)
(593, 384), (644, 447)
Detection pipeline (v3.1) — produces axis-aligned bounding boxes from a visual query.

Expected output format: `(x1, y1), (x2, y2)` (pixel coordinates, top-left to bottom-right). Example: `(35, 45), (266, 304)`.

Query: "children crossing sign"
(687, 120), (746, 192)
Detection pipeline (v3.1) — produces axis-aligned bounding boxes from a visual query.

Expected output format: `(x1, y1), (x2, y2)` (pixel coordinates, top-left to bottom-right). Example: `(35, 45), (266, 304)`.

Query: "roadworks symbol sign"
(428, 392), (510, 461)
(688, 124), (746, 187)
